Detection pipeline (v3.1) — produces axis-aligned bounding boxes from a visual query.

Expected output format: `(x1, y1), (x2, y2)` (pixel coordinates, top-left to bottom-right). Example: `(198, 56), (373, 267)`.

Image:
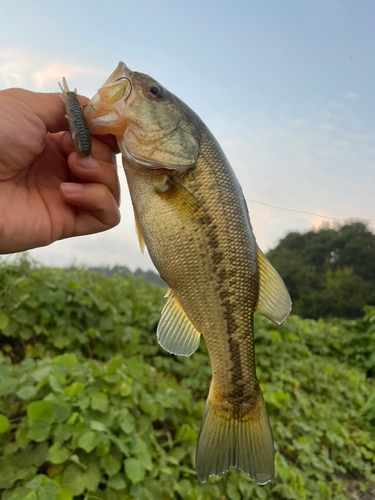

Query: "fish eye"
(147, 84), (164, 99)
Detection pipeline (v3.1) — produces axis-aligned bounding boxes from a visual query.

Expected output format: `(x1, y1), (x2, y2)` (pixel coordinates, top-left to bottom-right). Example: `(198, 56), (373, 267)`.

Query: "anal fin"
(157, 289), (201, 356)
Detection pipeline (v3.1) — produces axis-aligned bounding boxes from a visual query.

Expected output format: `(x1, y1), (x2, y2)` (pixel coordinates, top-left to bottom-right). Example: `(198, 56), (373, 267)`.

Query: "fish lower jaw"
(87, 113), (128, 136)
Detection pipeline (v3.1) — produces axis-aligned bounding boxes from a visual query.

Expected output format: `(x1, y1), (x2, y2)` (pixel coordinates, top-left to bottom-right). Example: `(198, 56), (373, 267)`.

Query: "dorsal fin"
(255, 246), (292, 325)
(132, 204), (145, 254)
(157, 289), (201, 356)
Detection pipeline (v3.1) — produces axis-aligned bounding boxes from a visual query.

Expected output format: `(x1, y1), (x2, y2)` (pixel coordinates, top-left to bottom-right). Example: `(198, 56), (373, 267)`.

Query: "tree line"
(267, 222), (375, 319)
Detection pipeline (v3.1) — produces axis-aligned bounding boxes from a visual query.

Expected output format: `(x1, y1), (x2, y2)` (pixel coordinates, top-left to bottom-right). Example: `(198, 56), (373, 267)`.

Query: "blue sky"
(1, 0), (374, 270)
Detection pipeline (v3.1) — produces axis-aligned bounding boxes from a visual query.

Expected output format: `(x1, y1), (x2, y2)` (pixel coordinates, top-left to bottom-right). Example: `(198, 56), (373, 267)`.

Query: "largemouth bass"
(84, 62), (292, 484)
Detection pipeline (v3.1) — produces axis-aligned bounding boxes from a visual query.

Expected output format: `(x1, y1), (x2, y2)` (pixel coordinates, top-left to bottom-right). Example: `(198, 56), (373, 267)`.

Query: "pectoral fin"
(255, 247), (292, 325)
(132, 204), (145, 254)
(157, 289), (201, 356)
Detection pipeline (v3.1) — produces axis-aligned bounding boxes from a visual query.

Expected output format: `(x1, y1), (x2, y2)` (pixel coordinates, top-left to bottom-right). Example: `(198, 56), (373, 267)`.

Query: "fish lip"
(84, 62), (133, 125)
(103, 61), (133, 87)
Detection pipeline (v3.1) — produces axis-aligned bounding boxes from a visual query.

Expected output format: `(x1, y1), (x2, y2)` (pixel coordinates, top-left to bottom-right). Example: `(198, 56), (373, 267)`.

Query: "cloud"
(0, 46), (103, 93)
(0, 48), (36, 88)
(32, 63), (94, 89)
(343, 91), (358, 102)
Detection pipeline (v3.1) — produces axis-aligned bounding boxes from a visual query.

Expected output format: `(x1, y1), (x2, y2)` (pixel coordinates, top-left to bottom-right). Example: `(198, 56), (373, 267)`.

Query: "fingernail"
(61, 183), (84, 194)
(77, 156), (97, 169)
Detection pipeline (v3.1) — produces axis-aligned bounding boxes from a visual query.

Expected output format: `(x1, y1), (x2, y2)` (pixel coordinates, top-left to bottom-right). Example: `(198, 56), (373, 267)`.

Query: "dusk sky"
(1, 0), (374, 271)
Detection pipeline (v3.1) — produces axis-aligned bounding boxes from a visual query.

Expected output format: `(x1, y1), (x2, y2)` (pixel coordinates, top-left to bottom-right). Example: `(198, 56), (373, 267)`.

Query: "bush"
(0, 259), (374, 499)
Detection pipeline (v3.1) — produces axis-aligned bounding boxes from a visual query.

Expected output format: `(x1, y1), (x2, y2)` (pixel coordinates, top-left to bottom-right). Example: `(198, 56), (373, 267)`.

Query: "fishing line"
(244, 198), (375, 226)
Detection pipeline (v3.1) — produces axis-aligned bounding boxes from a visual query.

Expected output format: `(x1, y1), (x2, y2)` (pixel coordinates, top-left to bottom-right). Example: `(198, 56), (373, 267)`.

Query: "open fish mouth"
(84, 62), (134, 135)
(84, 64), (132, 112)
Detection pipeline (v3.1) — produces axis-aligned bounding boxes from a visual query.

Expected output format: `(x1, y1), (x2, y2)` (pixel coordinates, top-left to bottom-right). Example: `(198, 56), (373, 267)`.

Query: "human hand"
(0, 88), (121, 254)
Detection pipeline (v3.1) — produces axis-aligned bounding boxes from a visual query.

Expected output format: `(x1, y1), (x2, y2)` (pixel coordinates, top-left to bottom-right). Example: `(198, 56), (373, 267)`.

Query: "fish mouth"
(84, 61), (133, 135)
(102, 61), (133, 87)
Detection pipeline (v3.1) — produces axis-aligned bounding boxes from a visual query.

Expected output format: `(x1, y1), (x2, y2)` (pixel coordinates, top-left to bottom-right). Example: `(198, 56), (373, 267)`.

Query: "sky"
(0, 0), (374, 272)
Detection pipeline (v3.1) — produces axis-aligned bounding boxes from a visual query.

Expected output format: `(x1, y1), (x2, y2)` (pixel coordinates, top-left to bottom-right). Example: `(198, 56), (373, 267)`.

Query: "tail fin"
(195, 394), (274, 484)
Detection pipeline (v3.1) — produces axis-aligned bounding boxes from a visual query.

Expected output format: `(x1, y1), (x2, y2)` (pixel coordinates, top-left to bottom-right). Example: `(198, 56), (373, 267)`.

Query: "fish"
(58, 77), (92, 157)
(84, 62), (292, 484)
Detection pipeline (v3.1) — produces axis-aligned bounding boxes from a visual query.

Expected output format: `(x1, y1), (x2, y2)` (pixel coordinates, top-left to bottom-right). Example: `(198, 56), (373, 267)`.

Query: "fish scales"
(84, 62), (292, 485)
(183, 128), (260, 406)
(127, 126), (259, 406)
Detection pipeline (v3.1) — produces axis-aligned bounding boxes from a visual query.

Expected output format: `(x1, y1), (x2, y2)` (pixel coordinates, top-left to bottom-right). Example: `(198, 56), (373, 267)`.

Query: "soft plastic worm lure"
(58, 77), (92, 157)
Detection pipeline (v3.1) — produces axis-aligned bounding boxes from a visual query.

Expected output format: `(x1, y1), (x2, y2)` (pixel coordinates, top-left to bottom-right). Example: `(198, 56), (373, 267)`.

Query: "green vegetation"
(267, 222), (375, 319)
(0, 259), (374, 499)
(85, 265), (166, 287)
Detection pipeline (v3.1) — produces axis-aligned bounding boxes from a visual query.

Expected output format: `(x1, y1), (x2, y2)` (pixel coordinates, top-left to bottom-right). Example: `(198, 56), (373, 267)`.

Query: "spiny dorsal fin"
(157, 289), (201, 356)
(132, 204), (145, 254)
(256, 246), (292, 325)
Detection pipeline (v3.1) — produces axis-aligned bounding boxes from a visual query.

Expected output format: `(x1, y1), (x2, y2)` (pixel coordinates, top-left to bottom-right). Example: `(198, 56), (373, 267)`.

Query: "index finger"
(2, 88), (89, 134)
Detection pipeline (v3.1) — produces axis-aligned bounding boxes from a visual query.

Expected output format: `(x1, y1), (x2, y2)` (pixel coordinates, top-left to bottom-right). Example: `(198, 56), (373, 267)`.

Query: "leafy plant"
(0, 258), (374, 499)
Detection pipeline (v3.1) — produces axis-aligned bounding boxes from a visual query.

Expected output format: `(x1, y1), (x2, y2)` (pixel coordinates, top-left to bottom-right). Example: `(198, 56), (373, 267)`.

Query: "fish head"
(84, 62), (200, 171)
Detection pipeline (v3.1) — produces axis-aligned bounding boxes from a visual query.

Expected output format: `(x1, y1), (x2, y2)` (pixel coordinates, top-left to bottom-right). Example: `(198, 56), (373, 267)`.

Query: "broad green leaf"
(49, 397), (71, 423)
(120, 382), (132, 397)
(175, 424), (197, 444)
(13, 309), (29, 325)
(226, 482), (241, 500)
(139, 394), (158, 415)
(0, 365), (12, 380)
(16, 426), (30, 449)
(124, 458), (145, 484)
(32, 367), (52, 382)
(132, 438), (153, 471)
(16, 386), (38, 400)
(55, 487), (73, 500)
(8, 487), (37, 500)
(176, 479), (192, 497)
(91, 392), (109, 412)
(85, 462), (101, 492)
(25, 475), (42, 489)
(53, 353), (78, 368)
(68, 281), (80, 290)
(65, 382), (84, 397)
(108, 474), (126, 490)
(111, 436), (130, 456)
(0, 313), (9, 330)
(101, 455), (121, 477)
(90, 420), (107, 432)
(120, 415), (135, 434)
(27, 401), (56, 425)
(38, 482), (61, 500)
(62, 464), (86, 496)
(78, 430), (98, 453)
(0, 378), (18, 396)
(0, 414), (10, 433)
(52, 336), (71, 349)
(53, 423), (71, 444)
(20, 328), (33, 340)
(28, 421), (51, 442)
(49, 374), (64, 393)
(48, 443), (70, 464)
